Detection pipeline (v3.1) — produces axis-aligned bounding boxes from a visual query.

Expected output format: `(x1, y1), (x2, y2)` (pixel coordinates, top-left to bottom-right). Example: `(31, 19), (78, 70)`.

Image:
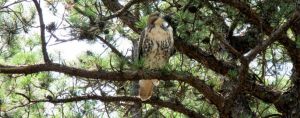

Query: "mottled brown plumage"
(138, 12), (174, 101)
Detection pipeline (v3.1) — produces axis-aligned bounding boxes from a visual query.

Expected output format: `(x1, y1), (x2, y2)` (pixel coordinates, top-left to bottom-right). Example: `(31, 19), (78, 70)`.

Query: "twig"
(96, 35), (132, 65)
(15, 92), (31, 102)
(0, 0), (25, 9)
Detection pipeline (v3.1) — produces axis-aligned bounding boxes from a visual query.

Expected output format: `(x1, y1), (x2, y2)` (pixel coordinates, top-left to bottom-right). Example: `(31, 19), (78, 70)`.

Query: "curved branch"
(32, 95), (204, 117)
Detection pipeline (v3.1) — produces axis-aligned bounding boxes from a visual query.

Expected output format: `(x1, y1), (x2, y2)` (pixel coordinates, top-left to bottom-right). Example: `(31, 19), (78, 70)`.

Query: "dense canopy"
(0, 0), (300, 117)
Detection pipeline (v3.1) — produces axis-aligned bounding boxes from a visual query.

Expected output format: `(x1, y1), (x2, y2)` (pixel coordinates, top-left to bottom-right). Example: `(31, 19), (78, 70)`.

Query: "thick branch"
(174, 36), (235, 75)
(31, 95), (204, 118)
(32, 0), (51, 63)
(0, 63), (224, 110)
(244, 80), (281, 103)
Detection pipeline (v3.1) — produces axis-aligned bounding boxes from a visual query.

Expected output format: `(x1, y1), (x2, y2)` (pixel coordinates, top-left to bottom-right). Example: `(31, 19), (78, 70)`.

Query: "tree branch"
(244, 80), (281, 103)
(96, 35), (131, 65)
(0, 0), (25, 9)
(32, 95), (205, 117)
(32, 0), (51, 63)
(0, 63), (224, 110)
(174, 36), (235, 75)
(102, 0), (141, 33)
(102, 0), (143, 21)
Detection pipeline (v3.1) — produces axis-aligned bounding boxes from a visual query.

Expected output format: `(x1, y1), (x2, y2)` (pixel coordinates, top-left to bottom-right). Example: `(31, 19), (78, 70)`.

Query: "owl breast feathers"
(138, 12), (174, 101)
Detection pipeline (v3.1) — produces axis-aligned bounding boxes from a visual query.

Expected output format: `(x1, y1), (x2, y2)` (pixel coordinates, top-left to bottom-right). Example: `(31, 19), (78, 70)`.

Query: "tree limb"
(31, 95), (205, 117)
(0, 63), (224, 110)
(174, 36), (235, 75)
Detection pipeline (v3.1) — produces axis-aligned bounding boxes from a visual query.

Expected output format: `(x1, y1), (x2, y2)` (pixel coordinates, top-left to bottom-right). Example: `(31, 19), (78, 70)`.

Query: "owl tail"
(139, 80), (154, 101)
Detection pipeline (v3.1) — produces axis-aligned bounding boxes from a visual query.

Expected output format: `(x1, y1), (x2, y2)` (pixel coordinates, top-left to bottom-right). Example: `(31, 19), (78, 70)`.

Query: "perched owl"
(138, 12), (174, 101)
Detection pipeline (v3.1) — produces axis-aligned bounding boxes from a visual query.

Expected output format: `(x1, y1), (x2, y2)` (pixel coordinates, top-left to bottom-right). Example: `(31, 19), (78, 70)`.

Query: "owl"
(138, 12), (174, 101)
